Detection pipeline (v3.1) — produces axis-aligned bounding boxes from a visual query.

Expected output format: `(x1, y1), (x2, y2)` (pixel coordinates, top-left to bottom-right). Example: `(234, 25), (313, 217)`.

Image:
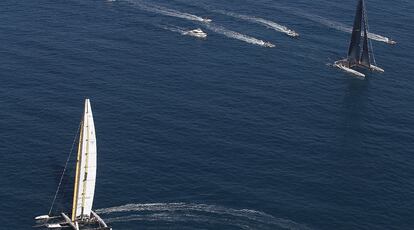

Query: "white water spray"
(213, 10), (299, 37)
(204, 23), (275, 48)
(122, 0), (274, 47)
(279, 7), (395, 44)
(125, 0), (210, 23)
(96, 203), (311, 230)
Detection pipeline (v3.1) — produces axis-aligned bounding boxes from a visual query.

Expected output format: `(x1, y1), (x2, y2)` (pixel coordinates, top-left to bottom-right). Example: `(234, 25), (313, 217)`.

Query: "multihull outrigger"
(35, 99), (111, 230)
(334, 0), (384, 78)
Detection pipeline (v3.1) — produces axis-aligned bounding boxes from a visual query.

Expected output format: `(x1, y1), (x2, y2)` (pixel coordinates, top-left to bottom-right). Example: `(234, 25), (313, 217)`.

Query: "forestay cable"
(48, 121), (81, 216)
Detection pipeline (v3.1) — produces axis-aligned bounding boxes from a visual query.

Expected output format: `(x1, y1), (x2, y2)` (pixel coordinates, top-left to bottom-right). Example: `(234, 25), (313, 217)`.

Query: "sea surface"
(0, 0), (413, 229)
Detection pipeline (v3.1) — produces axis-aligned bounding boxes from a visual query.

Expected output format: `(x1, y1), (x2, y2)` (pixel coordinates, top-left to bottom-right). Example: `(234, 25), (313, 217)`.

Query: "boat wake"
(158, 25), (207, 39)
(286, 10), (395, 44)
(96, 203), (311, 230)
(203, 23), (275, 48)
(125, 0), (211, 23)
(158, 25), (187, 35)
(213, 10), (299, 37)
(121, 0), (273, 47)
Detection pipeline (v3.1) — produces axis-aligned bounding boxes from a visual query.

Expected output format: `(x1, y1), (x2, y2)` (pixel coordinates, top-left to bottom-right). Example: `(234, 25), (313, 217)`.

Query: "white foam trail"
(96, 203), (311, 230)
(213, 10), (298, 37)
(366, 33), (395, 44)
(284, 9), (395, 44)
(105, 213), (253, 230)
(125, 0), (209, 23)
(158, 25), (187, 35)
(122, 0), (274, 47)
(203, 23), (275, 48)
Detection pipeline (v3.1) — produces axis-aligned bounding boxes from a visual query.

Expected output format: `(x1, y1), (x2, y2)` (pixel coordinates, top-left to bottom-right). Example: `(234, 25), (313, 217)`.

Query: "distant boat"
(35, 99), (111, 230)
(334, 0), (384, 78)
(202, 18), (212, 23)
(183, 28), (208, 38)
(285, 29), (299, 38)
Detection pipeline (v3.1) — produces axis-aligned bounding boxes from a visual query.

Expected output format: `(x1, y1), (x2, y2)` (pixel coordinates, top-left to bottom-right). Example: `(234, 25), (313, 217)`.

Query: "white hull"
(91, 210), (110, 229)
(334, 61), (365, 78)
(286, 30), (299, 38)
(46, 223), (62, 229)
(370, 64), (384, 73)
(34, 215), (50, 220)
(61, 212), (111, 230)
(261, 41), (275, 48)
(183, 29), (207, 38)
(62, 213), (79, 230)
(184, 32), (207, 38)
(334, 59), (384, 78)
(385, 39), (396, 45)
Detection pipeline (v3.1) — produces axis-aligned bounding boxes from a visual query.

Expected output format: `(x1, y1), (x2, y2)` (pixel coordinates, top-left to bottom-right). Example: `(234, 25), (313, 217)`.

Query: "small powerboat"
(258, 41), (275, 48)
(183, 28), (207, 38)
(202, 18), (212, 23)
(286, 30), (299, 38)
(385, 38), (396, 45)
(286, 29), (299, 38)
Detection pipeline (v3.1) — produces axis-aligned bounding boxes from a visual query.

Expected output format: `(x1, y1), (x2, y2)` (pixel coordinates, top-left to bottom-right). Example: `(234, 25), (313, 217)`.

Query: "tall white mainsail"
(72, 99), (97, 220)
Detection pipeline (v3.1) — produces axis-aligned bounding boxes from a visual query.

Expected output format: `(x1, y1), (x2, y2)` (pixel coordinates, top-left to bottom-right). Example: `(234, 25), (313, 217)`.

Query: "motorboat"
(183, 28), (207, 38)
(259, 41), (275, 48)
(202, 18), (212, 23)
(286, 29), (299, 38)
(385, 38), (397, 45)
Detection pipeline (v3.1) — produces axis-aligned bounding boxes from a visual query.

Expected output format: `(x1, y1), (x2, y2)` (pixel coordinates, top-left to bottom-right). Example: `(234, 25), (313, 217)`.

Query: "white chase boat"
(35, 99), (111, 230)
(286, 29), (299, 38)
(202, 18), (212, 23)
(334, 0), (384, 78)
(183, 28), (207, 38)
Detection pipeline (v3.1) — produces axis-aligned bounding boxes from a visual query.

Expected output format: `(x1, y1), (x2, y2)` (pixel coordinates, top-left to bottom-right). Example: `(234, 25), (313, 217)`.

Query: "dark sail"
(360, 13), (371, 68)
(360, 2), (371, 68)
(347, 0), (364, 66)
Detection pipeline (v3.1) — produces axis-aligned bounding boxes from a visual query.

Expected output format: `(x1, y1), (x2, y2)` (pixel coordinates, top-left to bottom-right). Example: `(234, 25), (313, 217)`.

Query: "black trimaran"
(334, 0), (384, 78)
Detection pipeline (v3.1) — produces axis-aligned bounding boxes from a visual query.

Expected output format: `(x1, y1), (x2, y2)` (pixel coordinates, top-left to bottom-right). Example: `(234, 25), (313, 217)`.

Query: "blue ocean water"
(0, 0), (413, 229)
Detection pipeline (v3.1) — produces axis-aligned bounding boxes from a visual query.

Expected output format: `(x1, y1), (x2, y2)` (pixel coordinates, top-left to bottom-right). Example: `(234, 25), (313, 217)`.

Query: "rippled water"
(0, 0), (413, 229)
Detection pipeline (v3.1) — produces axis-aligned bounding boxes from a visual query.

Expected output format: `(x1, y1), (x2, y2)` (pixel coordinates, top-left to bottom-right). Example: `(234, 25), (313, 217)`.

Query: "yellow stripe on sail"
(71, 119), (83, 221)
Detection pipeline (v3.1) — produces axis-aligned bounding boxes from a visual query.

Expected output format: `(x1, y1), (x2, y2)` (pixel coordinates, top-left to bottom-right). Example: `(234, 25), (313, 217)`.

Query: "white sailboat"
(334, 0), (384, 78)
(35, 99), (111, 230)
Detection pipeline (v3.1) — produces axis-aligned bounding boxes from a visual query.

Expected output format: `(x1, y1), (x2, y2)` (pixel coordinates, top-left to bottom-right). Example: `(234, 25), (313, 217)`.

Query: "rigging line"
(48, 121), (82, 216)
(363, 0), (376, 65)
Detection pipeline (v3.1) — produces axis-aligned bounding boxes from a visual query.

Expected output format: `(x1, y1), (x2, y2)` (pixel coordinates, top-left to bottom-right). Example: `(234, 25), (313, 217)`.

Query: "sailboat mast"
(80, 106), (90, 218)
(71, 119), (84, 221)
(347, 0), (363, 66)
(360, 13), (371, 67)
(362, 0), (377, 66)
